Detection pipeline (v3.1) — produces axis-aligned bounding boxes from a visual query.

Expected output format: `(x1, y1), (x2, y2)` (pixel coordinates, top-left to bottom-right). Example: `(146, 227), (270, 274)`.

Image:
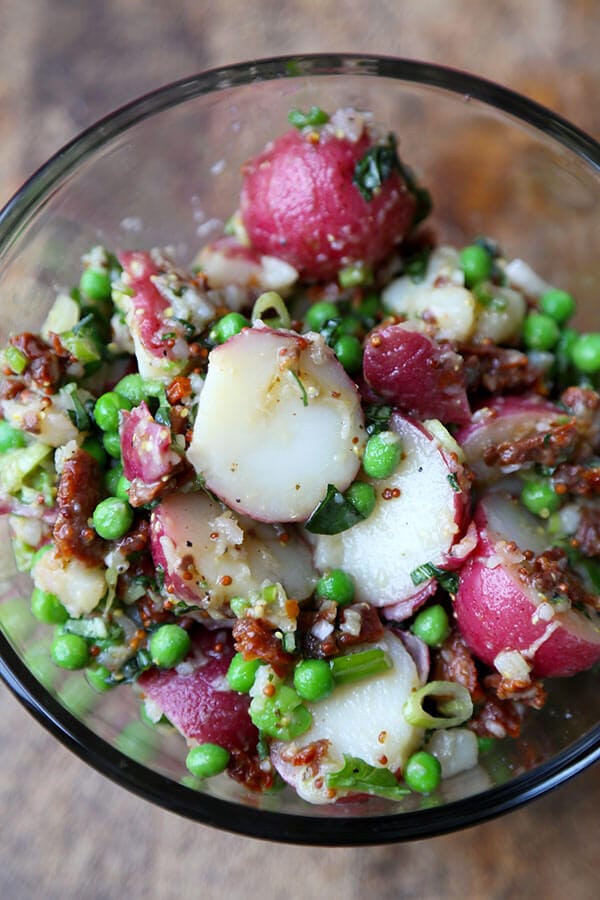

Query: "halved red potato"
(269, 629), (423, 804)
(311, 413), (470, 612)
(363, 322), (471, 425)
(240, 124), (415, 281)
(138, 628), (257, 752)
(187, 327), (365, 523)
(150, 491), (317, 617)
(455, 492), (600, 677)
(455, 395), (566, 483)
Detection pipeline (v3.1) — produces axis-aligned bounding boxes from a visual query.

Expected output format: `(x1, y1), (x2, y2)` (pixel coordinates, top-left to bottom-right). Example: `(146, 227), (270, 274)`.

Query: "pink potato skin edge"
(455, 529), (600, 678)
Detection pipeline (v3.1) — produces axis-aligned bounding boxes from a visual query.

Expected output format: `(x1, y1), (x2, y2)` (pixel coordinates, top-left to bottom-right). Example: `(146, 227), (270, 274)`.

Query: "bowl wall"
(1, 56), (599, 843)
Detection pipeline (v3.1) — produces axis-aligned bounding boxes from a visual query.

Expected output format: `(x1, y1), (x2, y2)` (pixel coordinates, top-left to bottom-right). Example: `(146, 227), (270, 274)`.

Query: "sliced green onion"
(288, 106), (329, 129)
(60, 330), (102, 363)
(403, 680), (473, 729)
(251, 291), (291, 329)
(330, 648), (391, 685)
(338, 262), (374, 289)
(5, 345), (28, 374)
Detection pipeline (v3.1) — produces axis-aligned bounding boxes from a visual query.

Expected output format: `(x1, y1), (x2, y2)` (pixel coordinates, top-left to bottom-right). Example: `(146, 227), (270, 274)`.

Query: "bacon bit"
(263, 683), (276, 697)
(483, 420), (579, 469)
(232, 617), (295, 677)
(220, 574), (233, 586)
(484, 673), (547, 708)
(227, 748), (275, 793)
(433, 629), (485, 703)
(469, 693), (524, 739)
(53, 450), (106, 565)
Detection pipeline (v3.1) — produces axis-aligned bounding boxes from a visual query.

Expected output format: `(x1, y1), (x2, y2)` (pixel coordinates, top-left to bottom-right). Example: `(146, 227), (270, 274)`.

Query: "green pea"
(345, 481), (376, 518)
(570, 333), (600, 374)
(362, 431), (403, 479)
(115, 475), (131, 503)
(209, 312), (249, 344)
(93, 391), (132, 432)
(522, 313), (560, 351)
(333, 334), (362, 373)
(477, 736), (496, 754)
(0, 419), (26, 452)
(410, 604), (450, 648)
(226, 653), (261, 693)
(30, 587), (68, 625)
(304, 301), (339, 332)
(186, 743), (230, 778)
(315, 569), (355, 606)
(86, 664), (113, 693)
(540, 288), (576, 325)
(337, 314), (364, 338)
(404, 751), (441, 794)
(459, 244), (492, 288)
(150, 624), (191, 668)
(338, 262), (373, 289)
(92, 497), (133, 540)
(80, 267), (111, 301)
(82, 436), (108, 468)
(105, 463), (124, 495)
(249, 685), (312, 741)
(356, 292), (382, 321)
(521, 479), (561, 518)
(114, 373), (148, 406)
(51, 632), (90, 670)
(102, 431), (122, 459)
(293, 659), (334, 702)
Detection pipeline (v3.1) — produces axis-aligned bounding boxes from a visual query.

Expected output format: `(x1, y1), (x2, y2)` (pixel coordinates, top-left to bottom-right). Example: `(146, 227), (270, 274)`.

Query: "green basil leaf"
(326, 755), (410, 800)
(304, 484), (366, 535)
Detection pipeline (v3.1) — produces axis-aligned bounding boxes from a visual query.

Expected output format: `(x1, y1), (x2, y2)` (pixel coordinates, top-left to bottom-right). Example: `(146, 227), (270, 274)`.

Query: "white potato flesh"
(1, 393), (80, 447)
(33, 548), (107, 618)
(188, 328), (365, 522)
(270, 630), (423, 804)
(383, 279), (476, 342)
(472, 285), (526, 344)
(151, 491), (317, 617)
(311, 416), (462, 606)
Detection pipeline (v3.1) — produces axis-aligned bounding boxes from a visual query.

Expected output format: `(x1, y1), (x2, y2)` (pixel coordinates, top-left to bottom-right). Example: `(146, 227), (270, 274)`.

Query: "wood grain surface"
(0, 2), (599, 898)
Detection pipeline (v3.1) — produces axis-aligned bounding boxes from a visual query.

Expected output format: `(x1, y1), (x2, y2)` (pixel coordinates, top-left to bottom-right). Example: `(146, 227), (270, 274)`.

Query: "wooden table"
(1, 3), (598, 897)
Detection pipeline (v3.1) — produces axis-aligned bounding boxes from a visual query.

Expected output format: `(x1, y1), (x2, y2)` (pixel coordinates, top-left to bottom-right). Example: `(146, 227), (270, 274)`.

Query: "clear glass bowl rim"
(0, 53), (599, 845)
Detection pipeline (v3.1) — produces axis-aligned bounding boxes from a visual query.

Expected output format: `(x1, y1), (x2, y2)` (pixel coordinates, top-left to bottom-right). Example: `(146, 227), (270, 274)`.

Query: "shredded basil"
(410, 562), (459, 594)
(353, 134), (401, 201)
(446, 473), (460, 493)
(305, 483), (369, 535)
(326, 755), (410, 800)
(364, 404), (393, 436)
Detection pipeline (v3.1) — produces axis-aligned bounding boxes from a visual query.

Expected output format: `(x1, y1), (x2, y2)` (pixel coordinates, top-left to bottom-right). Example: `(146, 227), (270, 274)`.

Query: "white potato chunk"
(33, 548), (107, 618)
(188, 327), (365, 522)
(270, 630), (423, 804)
(311, 415), (463, 607)
(383, 279), (476, 342)
(472, 285), (526, 344)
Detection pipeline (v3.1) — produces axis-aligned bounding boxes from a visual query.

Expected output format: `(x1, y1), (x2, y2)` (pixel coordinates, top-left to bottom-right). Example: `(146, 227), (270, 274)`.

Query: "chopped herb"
(326, 755), (410, 800)
(173, 317), (196, 339)
(403, 249), (431, 282)
(290, 370), (308, 407)
(354, 134), (402, 201)
(446, 473), (460, 493)
(64, 383), (93, 431)
(305, 483), (369, 535)
(161, 332), (177, 341)
(410, 562), (459, 594)
(287, 106), (329, 129)
(155, 565), (165, 591)
(364, 404), (393, 436)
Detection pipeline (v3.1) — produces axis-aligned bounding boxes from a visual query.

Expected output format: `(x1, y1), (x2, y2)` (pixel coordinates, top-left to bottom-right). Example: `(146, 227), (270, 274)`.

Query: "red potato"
(363, 322), (471, 425)
(120, 401), (181, 485)
(311, 413), (471, 613)
(150, 491), (317, 616)
(455, 395), (566, 483)
(187, 327), (365, 523)
(240, 126), (415, 281)
(138, 628), (257, 752)
(269, 629), (423, 804)
(455, 492), (600, 677)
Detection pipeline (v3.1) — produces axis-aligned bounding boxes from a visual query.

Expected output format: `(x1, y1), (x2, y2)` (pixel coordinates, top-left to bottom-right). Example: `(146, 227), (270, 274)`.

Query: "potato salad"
(1, 106), (599, 804)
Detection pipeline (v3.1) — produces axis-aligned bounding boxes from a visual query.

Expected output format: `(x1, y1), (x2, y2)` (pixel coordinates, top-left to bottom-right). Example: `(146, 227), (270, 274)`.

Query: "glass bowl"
(0, 55), (599, 845)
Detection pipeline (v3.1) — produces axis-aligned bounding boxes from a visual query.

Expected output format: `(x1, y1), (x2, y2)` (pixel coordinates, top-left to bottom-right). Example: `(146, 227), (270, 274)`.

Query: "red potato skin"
(240, 129), (415, 281)
(138, 629), (258, 752)
(118, 251), (175, 360)
(455, 506), (600, 678)
(149, 502), (201, 604)
(364, 325), (471, 425)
